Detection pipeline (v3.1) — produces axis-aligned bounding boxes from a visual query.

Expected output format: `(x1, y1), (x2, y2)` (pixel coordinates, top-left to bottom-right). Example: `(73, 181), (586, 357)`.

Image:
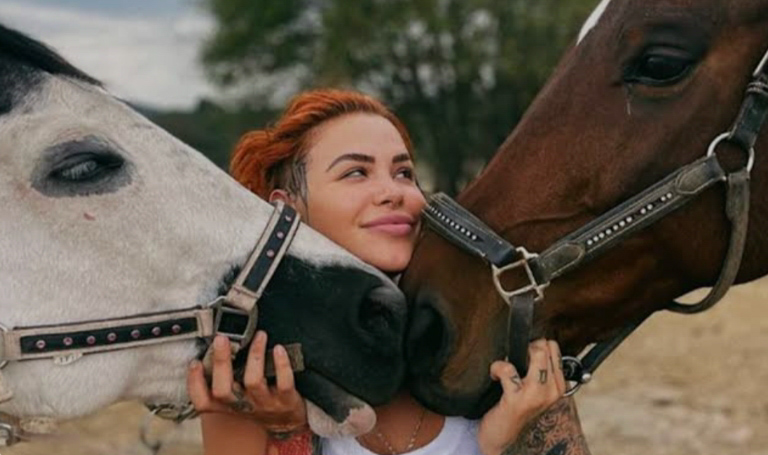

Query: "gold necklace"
(369, 408), (427, 455)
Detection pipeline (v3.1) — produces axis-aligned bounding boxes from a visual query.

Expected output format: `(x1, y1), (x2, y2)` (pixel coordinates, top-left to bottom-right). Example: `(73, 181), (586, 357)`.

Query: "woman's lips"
(367, 223), (414, 236)
(362, 214), (416, 236)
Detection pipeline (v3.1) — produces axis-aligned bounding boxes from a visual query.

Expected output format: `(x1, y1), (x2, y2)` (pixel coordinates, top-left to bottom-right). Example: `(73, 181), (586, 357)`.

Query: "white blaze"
(578, 0), (613, 44)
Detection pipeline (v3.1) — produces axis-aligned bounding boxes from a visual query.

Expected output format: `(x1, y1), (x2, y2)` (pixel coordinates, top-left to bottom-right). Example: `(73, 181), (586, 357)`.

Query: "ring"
(538, 369), (548, 384)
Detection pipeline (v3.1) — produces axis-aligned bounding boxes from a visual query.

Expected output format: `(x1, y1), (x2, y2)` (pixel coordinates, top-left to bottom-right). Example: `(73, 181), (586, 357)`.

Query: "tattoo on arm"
(501, 397), (591, 455)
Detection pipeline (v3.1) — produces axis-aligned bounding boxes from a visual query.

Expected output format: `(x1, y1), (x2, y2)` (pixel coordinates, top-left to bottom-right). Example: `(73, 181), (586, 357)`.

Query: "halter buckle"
(212, 297), (254, 344)
(492, 247), (548, 302)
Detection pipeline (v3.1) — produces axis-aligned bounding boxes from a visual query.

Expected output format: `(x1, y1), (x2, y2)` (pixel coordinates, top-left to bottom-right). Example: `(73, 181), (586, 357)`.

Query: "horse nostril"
(355, 286), (406, 355)
(406, 290), (452, 376)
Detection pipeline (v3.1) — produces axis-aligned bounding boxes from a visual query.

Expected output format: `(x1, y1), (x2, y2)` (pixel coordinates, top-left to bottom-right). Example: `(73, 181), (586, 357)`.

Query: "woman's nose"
(373, 180), (405, 207)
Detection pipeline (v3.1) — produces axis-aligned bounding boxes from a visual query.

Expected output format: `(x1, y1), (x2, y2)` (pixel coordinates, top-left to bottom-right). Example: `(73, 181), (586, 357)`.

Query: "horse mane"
(0, 22), (100, 86)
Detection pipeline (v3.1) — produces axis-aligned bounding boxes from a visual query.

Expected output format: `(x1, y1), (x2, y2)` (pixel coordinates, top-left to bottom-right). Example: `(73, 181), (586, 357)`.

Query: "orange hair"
(230, 89), (414, 199)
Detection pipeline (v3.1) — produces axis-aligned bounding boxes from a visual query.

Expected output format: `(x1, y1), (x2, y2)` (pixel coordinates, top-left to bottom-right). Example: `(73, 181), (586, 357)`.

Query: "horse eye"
(626, 51), (696, 86)
(50, 153), (124, 183)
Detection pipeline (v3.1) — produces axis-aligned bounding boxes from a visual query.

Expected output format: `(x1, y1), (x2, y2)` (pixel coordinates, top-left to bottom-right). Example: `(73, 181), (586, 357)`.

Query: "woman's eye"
(626, 50), (696, 86)
(342, 168), (367, 179)
(396, 168), (415, 180)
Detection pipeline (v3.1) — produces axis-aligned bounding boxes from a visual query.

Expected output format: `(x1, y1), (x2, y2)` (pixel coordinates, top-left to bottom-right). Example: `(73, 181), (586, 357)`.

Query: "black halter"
(424, 46), (768, 394)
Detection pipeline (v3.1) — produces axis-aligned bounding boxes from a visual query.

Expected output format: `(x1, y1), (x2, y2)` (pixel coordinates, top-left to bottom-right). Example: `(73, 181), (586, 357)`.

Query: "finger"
(229, 383), (256, 413)
(523, 339), (550, 387)
(186, 360), (211, 408)
(243, 331), (269, 395)
(210, 335), (236, 402)
(490, 360), (523, 395)
(547, 340), (567, 396)
(187, 360), (227, 413)
(274, 344), (297, 395)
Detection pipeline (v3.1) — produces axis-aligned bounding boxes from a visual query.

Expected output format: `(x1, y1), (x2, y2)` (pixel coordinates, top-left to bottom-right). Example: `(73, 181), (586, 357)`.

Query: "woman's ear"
(269, 189), (292, 205)
(270, 188), (308, 219)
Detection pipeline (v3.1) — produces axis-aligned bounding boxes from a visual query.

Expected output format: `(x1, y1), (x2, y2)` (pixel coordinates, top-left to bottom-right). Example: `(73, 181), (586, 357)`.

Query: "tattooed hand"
(476, 340), (566, 455)
(501, 397), (591, 455)
(187, 332), (307, 434)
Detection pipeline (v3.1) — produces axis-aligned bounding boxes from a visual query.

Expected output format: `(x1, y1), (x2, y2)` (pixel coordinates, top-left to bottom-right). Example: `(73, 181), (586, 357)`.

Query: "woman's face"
(276, 113), (425, 273)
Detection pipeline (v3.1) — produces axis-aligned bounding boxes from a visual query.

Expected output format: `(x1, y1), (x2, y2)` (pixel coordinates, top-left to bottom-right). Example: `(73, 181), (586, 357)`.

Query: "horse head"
(403, 0), (768, 417)
(0, 23), (406, 434)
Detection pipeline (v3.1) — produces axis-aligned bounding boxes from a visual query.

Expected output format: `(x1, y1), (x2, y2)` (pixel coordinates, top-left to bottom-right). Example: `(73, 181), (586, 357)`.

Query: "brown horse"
(402, 0), (768, 417)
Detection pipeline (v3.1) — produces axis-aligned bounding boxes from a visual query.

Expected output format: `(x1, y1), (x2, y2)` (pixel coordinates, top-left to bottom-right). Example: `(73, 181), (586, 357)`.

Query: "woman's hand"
(477, 339), (566, 455)
(187, 331), (308, 434)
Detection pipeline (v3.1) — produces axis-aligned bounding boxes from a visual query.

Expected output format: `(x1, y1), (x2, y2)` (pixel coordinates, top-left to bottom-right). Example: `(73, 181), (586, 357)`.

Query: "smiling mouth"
(366, 223), (414, 236)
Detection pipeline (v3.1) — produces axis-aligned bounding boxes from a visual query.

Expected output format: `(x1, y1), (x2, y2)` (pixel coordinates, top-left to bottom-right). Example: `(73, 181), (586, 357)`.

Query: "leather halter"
(0, 201), (301, 445)
(423, 46), (768, 395)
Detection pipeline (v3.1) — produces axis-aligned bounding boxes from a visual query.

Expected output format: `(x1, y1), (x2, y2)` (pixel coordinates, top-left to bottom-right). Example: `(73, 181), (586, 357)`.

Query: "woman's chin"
(363, 252), (412, 275)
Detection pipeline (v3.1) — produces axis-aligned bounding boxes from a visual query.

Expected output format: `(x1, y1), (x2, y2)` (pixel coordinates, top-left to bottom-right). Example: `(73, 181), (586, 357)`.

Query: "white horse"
(0, 24), (406, 442)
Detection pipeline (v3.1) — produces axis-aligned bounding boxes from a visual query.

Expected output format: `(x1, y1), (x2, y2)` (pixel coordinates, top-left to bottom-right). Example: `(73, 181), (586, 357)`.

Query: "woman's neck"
(357, 391), (445, 454)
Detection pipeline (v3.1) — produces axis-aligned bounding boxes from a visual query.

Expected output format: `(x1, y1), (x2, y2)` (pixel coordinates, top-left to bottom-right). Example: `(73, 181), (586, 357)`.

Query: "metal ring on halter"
(0, 421), (18, 446)
(139, 410), (163, 455)
(140, 406), (187, 455)
(561, 356), (592, 397)
(706, 132), (756, 172)
(753, 48), (768, 77)
(146, 402), (197, 423)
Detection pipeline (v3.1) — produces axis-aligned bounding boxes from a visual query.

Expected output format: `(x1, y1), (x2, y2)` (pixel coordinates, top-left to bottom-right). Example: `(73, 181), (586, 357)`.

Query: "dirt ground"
(5, 280), (768, 455)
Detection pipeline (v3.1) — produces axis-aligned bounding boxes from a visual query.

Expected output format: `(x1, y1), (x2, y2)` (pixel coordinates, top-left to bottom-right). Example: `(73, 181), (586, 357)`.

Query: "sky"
(0, 0), (217, 109)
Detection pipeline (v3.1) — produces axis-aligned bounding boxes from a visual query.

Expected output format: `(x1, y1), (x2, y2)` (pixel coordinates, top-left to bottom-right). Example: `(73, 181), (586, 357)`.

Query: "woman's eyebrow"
(392, 153), (411, 164)
(326, 153), (374, 171)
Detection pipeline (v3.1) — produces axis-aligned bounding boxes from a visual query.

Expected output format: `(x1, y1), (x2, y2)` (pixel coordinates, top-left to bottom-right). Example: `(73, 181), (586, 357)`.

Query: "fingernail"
(189, 360), (201, 371)
(274, 344), (286, 357)
(214, 335), (227, 348)
(256, 331), (266, 342)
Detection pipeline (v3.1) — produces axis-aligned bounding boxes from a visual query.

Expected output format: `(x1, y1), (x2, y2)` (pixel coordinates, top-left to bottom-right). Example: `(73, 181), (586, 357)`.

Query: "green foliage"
(201, 0), (597, 193)
(145, 99), (276, 170)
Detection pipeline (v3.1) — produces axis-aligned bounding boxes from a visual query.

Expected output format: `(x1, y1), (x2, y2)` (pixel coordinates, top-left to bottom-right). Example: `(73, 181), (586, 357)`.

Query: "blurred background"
(0, 0), (594, 194)
(3, 1), (768, 454)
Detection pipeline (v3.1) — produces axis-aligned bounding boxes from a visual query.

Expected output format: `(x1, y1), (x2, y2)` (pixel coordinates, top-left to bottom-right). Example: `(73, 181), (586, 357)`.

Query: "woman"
(187, 89), (567, 455)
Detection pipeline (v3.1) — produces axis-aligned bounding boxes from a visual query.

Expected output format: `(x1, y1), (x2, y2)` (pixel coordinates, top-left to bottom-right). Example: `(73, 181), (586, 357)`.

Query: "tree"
(201, 0), (596, 194)
(145, 99), (276, 170)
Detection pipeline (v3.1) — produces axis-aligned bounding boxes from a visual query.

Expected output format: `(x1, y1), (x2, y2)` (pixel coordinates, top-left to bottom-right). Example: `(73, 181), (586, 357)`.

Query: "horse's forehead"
(576, 0), (767, 55)
(1, 76), (170, 163)
(578, 0), (614, 44)
(33, 76), (133, 121)
(589, 0), (768, 33)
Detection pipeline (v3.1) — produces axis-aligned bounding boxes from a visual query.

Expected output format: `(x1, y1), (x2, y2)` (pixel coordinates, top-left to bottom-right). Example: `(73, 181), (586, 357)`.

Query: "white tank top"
(321, 417), (482, 455)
